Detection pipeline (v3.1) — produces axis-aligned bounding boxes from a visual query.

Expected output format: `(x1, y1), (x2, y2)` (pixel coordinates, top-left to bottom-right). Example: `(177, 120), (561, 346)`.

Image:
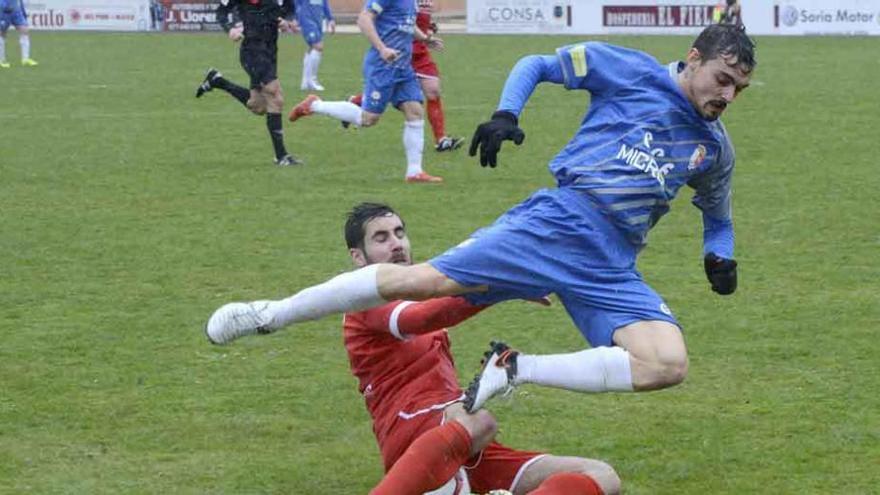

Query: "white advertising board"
(467, 0), (880, 35)
(24, 0), (152, 31)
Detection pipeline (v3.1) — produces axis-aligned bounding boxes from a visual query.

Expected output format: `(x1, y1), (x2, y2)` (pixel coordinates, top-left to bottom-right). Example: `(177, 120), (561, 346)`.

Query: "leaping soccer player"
(206, 24), (755, 412)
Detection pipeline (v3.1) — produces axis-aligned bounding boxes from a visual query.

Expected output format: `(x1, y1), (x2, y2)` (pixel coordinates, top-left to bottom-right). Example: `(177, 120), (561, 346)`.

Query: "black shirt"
(217, 0), (295, 44)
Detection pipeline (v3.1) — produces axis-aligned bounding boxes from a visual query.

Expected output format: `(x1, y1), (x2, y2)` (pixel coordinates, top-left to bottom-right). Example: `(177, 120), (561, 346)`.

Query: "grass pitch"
(1, 31), (878, 494)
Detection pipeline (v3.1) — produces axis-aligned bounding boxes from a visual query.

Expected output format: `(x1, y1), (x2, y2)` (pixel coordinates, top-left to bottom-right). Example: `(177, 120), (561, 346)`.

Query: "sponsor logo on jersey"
(615, 131), (675, 186)
(688, 144), (707, 170)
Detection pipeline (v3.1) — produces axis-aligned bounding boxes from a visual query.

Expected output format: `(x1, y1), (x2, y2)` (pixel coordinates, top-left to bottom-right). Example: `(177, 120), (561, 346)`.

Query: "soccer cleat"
(195, 68), (221, 98)
(205, 301), (277, 345)
(435, 136), (465, 152)
(0, 60), (10, 69)
(309, 79), (325, 91)
(463, 341), (519, 413)
(21, 58), (38, 67)
(275, 154), (303, 166)
(288, 94), (320, 122)
(405, 172), (443, 184)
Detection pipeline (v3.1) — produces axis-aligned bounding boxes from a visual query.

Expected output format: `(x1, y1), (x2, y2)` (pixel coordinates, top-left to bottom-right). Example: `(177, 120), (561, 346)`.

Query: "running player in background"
(314, 202), (623, 494)
(0, 0), (37, 68)
(206, 24), (754, 413)
(295, 0), (335, 91)
(412, 0), (464, 152)
(195, 0), (302, 166)
(286, 0), (444, 183)
(345, 0), (465, 153)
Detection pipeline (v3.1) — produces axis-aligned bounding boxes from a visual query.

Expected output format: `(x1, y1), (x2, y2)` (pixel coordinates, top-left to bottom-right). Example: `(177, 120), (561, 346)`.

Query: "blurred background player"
(287, 0), (443, 183)
(0, 0), (37, 68)
(345, 0), (464, 153)
(295, 0), (335, 91)
(195, 0), (301, 166)
(412, 0), (464, 152)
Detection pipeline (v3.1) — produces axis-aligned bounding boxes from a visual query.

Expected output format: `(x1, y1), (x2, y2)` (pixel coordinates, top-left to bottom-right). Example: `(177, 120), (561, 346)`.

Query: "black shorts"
(240, 40), (277, 89)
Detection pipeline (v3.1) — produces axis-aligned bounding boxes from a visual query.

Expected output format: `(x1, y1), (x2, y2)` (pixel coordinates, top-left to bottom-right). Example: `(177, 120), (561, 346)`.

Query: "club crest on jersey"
(688, 144), (707, 170)
(616, 131), (675, 187)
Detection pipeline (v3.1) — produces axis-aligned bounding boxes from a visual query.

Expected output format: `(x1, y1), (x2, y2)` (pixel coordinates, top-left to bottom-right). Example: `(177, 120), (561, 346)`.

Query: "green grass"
(1, 32), (878, 494)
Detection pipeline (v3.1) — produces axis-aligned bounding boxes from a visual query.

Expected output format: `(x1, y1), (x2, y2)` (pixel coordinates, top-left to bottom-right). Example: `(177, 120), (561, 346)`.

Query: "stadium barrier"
(22, 0), (880, 35)
(466, 0), (880, 36)
(22, 0), (465, 32)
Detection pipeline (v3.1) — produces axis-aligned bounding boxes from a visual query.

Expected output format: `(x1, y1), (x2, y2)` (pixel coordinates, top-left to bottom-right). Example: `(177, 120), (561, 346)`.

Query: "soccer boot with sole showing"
(464, 341), (519, 412)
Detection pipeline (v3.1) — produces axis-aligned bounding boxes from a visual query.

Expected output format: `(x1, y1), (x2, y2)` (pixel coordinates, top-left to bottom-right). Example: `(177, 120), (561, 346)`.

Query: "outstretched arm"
(469, 55), (563, 167)
(362, 297), (487, 339)
(496, 55), (565, 116)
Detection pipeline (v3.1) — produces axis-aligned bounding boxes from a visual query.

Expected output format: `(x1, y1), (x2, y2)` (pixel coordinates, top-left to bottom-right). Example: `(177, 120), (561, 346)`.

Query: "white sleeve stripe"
(389, 301), (415, 340)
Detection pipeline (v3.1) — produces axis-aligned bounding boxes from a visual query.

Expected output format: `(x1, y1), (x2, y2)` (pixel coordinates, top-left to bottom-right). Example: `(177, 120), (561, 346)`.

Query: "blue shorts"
(431, 188), (679, 347)
(297, 15), (323, 45)
(361, 59), (422, 115)
(0, 9), (27, 30)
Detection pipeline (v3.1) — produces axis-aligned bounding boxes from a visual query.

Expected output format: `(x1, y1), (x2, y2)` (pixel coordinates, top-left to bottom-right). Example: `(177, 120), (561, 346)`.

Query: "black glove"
(468, 110), (525, 168)
(429, 21), (439, 33)
(704, 253), (737, 295)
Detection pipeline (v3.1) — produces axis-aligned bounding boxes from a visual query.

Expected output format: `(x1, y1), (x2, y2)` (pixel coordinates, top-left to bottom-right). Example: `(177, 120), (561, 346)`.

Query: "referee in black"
(196, 0), (301, 166)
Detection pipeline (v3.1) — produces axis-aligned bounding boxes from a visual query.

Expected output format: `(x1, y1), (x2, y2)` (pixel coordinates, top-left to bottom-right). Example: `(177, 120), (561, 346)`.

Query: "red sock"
(426, 97), (446, 142)
(528, 472), (604, 495)
(351, 93), (363, 106)
(370, 421), (472, 495)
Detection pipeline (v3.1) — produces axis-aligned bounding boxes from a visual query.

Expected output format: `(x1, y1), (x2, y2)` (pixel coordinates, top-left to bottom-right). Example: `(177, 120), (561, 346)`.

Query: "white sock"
(265, 264), (386, 329)
(515, 346), (634, 392)
(19, 34), (29, 60)
(403, 120), (425, 177)
(0, 37), (6, 62)
(301, 52), (311, 87)
(311, 100), (362, 126)
(309, 50), (322, 81)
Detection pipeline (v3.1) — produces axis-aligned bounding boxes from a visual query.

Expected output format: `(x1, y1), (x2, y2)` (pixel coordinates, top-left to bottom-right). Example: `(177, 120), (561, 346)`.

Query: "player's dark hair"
(345, 202), (403, 250)
(693, 23), (756, 72)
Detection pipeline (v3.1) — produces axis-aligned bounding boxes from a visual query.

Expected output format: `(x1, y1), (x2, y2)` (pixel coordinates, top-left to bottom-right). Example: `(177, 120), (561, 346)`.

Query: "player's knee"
(458, 410), (497, 453)
(583, 460), (621, 495)
(652, 353), (688, 388)
(361, 113), (380, 127)
(247, 100), (267, 115)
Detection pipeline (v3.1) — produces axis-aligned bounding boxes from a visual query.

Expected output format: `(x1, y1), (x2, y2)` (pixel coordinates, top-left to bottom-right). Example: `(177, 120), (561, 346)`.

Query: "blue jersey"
(363, 0), (416, 69)
(497, 42), (735, 250)
(552, 42), (734, 246)
(295, 0), (332, 23)
(0, 0), (24, 12)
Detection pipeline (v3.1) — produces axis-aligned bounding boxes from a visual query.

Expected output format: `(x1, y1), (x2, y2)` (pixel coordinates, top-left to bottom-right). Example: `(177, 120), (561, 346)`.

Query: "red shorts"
(412, 50), (440, 79)
(377, 408), (544, 492)
(466, 441), (545, 493)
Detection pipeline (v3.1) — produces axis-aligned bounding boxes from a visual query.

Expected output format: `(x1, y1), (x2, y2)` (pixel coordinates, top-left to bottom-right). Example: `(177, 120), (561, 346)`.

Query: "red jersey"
(412, 9), (433, 58)
(343, 297), (485, 467)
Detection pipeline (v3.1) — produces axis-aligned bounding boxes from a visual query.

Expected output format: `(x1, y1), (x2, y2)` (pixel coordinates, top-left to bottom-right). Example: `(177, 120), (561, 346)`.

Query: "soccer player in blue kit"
(287, 0), (444, 183)
(295, 0), (335, 91)
(0, 0), (37, 68)
(205, 23), (756, 411)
